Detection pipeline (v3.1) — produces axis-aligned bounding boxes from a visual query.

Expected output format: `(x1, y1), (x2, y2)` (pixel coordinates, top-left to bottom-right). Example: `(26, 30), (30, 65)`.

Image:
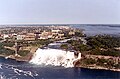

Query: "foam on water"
(0, 75), (6, 79)
(0, 63), (38, 79)
(0, 64), (2, 69)
(30, 48), (81, 67)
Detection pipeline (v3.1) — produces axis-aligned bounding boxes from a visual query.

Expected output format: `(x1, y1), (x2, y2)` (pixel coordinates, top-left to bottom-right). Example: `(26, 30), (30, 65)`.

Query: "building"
(69, 31), (75, 35)
(3, 34), (9, 39)
(39, 31), (53, 39)
(24, 33), (35, 41)
(52, 29), (61, 33)
(17, 35), (25, 40)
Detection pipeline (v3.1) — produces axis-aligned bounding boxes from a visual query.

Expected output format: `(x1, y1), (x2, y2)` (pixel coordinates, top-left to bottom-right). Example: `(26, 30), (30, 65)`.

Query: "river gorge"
(0, 25), (120, 79)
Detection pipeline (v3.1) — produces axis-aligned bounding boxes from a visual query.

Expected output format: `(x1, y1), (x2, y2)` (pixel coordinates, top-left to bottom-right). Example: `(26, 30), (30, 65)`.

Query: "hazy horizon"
(0, 0), (120, 24)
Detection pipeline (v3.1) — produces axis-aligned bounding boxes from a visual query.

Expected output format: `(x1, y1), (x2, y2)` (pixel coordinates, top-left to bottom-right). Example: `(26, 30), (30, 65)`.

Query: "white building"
(52, 30), (60, 33)
(17, 35), (25, 40)
(3, 34), (9, 39)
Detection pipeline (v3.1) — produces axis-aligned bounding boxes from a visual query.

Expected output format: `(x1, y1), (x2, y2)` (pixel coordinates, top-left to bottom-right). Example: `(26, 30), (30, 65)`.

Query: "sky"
(0, 0), (120, 24)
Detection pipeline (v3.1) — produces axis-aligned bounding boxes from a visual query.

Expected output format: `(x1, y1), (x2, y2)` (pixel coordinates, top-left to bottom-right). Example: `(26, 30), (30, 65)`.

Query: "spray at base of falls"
(29, 48), (81, 67)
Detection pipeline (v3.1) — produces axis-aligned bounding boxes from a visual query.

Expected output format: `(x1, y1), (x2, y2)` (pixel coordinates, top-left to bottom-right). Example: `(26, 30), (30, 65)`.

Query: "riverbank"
(74, 54), (120, 72)
(0, 52), (120, 72)
(76, 65), (120, 72)
(0, 38), (120, 72)
(0, 46), (38, 62)
(0, 54), (31, 62)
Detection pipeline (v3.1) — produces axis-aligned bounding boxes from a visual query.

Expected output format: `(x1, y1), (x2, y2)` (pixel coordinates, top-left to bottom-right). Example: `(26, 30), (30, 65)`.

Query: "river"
(0, 57), (120, 79)
(0, 25), (120, 79)
(72, 25), (120, 36)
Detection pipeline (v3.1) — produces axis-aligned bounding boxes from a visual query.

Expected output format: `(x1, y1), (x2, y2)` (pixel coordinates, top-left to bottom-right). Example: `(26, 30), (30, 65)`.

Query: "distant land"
(0, 24), (120, 36)
(0, 24), (120, 27)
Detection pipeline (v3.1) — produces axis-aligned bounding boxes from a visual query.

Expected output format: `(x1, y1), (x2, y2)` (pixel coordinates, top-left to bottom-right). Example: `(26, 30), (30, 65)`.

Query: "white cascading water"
(30, 48), (81, 67)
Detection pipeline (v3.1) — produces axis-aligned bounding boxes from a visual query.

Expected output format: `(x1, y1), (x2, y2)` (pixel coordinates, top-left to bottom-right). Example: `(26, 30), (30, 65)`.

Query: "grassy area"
(0, 39), (53, 57)
(86, 35), (120, 49)
(67, 39), (90, 51)
(17, 50), (30, 56)
(79, 58), (120, 69)
(60, 44), (68, 50)
(0, 43), (15, 55)
(17, 39), (53, 47)
(67, 35), (120, 57)
(2, 41), (15, 47)
(89, 49), (120, 57)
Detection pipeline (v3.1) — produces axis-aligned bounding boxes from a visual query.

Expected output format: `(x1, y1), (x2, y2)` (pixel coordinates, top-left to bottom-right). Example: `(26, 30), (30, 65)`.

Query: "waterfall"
(29, 48), (81, 67)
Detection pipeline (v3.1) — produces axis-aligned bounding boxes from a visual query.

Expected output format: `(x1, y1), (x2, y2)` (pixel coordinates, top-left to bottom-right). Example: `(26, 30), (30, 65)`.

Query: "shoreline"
(0, 55), (120, 72)
(0, 38), (120, 72)
(0, 54), (31, 62)
(76, 65), (120, 72)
